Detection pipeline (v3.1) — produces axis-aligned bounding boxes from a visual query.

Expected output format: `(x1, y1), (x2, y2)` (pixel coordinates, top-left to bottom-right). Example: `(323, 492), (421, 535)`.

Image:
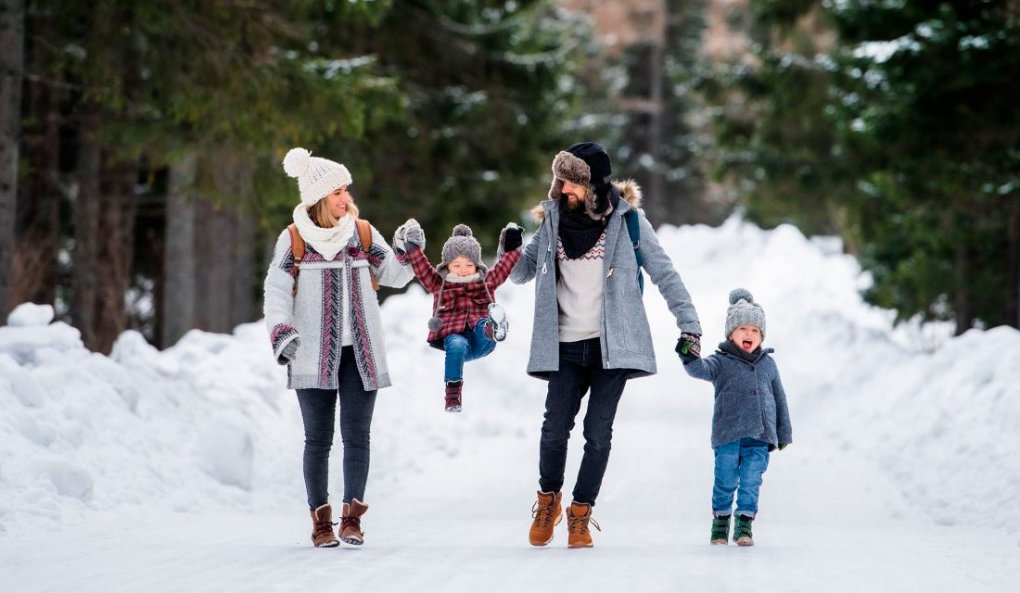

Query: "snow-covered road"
(3, 218), (1018, 592)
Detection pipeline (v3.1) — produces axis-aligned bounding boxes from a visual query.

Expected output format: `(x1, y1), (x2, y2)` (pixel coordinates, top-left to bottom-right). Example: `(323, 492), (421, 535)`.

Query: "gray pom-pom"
(428, 317), (444, 331)
(452, 224), (473, 237)
(729, 288), (754, 305)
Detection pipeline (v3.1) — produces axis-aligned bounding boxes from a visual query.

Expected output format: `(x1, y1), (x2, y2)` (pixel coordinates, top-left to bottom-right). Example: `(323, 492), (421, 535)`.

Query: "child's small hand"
(404, 219), (426, 252)
(676, 332), (701, 359)
(500, 223), (524, 252)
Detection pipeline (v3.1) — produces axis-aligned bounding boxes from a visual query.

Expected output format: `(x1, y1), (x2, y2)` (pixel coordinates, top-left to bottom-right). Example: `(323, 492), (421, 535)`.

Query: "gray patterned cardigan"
(263, 225), (413, 391)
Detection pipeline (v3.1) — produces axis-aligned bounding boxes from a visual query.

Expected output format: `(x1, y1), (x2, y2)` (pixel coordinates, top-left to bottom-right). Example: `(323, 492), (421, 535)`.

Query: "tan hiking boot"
(529, 490), (563, 546)
(566, 501), (600, 548)
(340, 499), (369, 545)
(310, 503), (339, 548)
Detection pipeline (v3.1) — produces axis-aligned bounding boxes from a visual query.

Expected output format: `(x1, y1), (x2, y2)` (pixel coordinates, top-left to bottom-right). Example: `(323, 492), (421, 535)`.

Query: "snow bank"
(1, 216), (1017, 538)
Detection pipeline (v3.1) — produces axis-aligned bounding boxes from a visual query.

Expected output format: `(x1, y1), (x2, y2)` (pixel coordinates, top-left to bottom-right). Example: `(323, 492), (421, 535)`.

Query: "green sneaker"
(710, 515), (730, 545)
(734, 514), (754, 546)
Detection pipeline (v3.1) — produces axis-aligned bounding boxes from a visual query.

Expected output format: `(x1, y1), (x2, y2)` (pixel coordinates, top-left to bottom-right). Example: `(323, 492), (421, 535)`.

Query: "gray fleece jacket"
(683, 341), (793, 451)
(510, 180), (702, 380)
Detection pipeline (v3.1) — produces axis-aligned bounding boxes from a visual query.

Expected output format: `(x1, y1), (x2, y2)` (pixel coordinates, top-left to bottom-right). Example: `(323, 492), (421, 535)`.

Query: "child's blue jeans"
(443, 319), (496, 382)
(712, 437), (770, 518)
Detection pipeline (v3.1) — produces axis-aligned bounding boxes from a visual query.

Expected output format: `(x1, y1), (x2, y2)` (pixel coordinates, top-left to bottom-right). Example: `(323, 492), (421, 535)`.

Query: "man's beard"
(561, 193), (585, 211)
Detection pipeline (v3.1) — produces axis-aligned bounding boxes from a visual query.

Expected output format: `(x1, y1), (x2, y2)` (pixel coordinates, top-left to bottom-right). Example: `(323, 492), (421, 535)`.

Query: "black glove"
(675, 332), (701, 360)
(501, 224), (523, 252)
(778, 443), (789, 451)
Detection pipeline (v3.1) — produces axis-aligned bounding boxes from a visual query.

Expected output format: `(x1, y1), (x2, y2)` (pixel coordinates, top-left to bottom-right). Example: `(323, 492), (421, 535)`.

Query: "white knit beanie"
(282, 147), (353, 207)
(725, 288), (766, 339)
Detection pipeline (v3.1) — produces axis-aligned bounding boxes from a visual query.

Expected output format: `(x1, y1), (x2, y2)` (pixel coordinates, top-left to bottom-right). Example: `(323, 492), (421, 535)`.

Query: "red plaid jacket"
(406, 246), (522, 346)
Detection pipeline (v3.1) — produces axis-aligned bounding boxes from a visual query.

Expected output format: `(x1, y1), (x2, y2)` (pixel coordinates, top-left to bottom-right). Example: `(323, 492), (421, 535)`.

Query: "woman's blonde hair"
(310, 193), (360, 228)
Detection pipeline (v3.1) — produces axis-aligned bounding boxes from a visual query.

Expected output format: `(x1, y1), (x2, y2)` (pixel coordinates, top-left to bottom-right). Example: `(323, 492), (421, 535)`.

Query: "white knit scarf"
(292, 204), (355, 260)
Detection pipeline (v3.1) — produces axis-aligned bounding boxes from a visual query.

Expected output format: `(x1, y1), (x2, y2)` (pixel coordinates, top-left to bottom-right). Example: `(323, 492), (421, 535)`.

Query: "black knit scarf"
(719, 340), (762, 362)
(558, 188), (620, 259)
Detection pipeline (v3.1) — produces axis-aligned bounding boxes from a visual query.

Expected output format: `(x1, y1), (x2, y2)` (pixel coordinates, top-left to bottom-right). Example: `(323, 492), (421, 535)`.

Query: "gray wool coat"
(683, 345), (794, 451)
(509, 180), (702, 380)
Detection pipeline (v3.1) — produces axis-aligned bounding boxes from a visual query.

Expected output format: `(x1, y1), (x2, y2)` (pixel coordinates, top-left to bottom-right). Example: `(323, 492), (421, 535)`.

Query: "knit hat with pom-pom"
(725, 288), (766, 339)
(282, 147), (353, 208)
(438, 224), (488, 276)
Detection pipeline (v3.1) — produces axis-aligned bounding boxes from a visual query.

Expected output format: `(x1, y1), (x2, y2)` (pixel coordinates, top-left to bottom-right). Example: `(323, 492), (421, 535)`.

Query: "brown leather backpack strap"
(287, 223), (305, 296)
(354, 219), (380, 291)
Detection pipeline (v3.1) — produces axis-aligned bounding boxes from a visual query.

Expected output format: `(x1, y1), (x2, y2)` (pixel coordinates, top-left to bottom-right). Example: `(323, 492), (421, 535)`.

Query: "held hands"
(675, 332), (702, 360)
(403, 219), (426, 252)
(499, 222), (524, 253)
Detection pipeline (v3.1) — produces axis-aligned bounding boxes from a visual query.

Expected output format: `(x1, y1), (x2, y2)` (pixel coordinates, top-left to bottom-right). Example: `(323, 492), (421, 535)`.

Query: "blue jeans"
(442, 319), (496, 382)
(538, 338), (628, 506)
(296, 346), (377, 510)
(712, 437), (770, 517)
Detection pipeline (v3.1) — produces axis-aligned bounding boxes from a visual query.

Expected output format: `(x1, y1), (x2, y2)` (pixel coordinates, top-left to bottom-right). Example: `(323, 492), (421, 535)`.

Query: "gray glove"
(392, 223), (408, 255)
(278, 338), (300, 365)
(404, 219), (425, 252)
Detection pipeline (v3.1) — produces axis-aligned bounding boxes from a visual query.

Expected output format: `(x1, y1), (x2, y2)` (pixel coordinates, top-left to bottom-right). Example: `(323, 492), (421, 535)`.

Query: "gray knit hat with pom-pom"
(438, 224), (487, 275)
(725, 288), (766, 339)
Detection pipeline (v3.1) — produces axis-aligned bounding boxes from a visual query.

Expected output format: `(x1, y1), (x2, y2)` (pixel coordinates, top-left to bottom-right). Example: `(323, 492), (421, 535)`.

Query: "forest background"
(0, 0), (1016, 352)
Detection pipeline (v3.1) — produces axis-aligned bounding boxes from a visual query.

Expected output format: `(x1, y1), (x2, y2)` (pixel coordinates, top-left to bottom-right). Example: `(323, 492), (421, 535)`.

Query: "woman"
(263, 147), (412, 548)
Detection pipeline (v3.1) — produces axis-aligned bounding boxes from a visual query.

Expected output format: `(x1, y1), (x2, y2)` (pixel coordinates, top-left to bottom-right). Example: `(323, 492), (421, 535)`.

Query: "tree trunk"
(161, 154), (197, 347)
(953, 242), (972, 336)
(71, 102), (102, 348)
(0, 0), (25, 319)
(193, 198), (235, 333)
(92, 160), (137, 354)
(15, 41), (62, 307)
(1009, 196), (1020, 330)
(230, 164), (256, 330)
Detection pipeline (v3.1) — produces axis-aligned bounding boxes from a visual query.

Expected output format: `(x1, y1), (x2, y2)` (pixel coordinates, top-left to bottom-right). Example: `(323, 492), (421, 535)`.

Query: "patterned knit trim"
(270, 323), (298, 353)
(350, 270), (379, 388)
(556, 233), (607, 261)
(319, 268), (342, 384)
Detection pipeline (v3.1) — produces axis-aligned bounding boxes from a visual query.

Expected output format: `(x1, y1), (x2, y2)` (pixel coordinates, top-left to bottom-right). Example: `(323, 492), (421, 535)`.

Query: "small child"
(394, 219), (523, 412)
(678, 288), (793, 546)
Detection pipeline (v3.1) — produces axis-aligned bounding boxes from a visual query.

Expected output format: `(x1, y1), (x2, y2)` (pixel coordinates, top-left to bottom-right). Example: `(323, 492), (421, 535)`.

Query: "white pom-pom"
(729, 288), (754, 305)
(283, 147), (311, 178)
(452, 224), (473, 237)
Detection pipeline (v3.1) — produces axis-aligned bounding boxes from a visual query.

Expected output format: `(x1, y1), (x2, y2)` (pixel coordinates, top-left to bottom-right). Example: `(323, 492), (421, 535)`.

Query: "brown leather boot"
(340, 499), (369, 545)
(310, 503), (339, 548)
(445, 381), (463, 413)
(566, 501), (600, 548)
(528, 490), (563, 546)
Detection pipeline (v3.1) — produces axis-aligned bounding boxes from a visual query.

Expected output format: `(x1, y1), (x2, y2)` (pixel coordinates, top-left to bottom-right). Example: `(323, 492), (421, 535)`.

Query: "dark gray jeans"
(296, 346), (377, 510)
(538, 338), (628, 506)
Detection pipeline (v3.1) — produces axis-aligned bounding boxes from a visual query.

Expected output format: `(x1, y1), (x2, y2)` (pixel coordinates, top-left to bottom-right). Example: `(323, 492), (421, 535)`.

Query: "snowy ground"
(2, 218), (1018, 592)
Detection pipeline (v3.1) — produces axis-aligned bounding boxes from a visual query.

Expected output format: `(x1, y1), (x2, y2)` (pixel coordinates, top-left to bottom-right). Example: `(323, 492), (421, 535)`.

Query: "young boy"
(678, 288), (793, 546)
(394, 220), (523, 412)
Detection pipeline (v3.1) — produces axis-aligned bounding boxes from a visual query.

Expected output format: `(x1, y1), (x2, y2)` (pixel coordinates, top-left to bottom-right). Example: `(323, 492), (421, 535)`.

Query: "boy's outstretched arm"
(678, 343), (719, 381)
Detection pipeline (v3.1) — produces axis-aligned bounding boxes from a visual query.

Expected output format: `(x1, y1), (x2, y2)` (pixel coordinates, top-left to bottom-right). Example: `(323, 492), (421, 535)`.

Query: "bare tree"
(0, 0), (25, 319)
